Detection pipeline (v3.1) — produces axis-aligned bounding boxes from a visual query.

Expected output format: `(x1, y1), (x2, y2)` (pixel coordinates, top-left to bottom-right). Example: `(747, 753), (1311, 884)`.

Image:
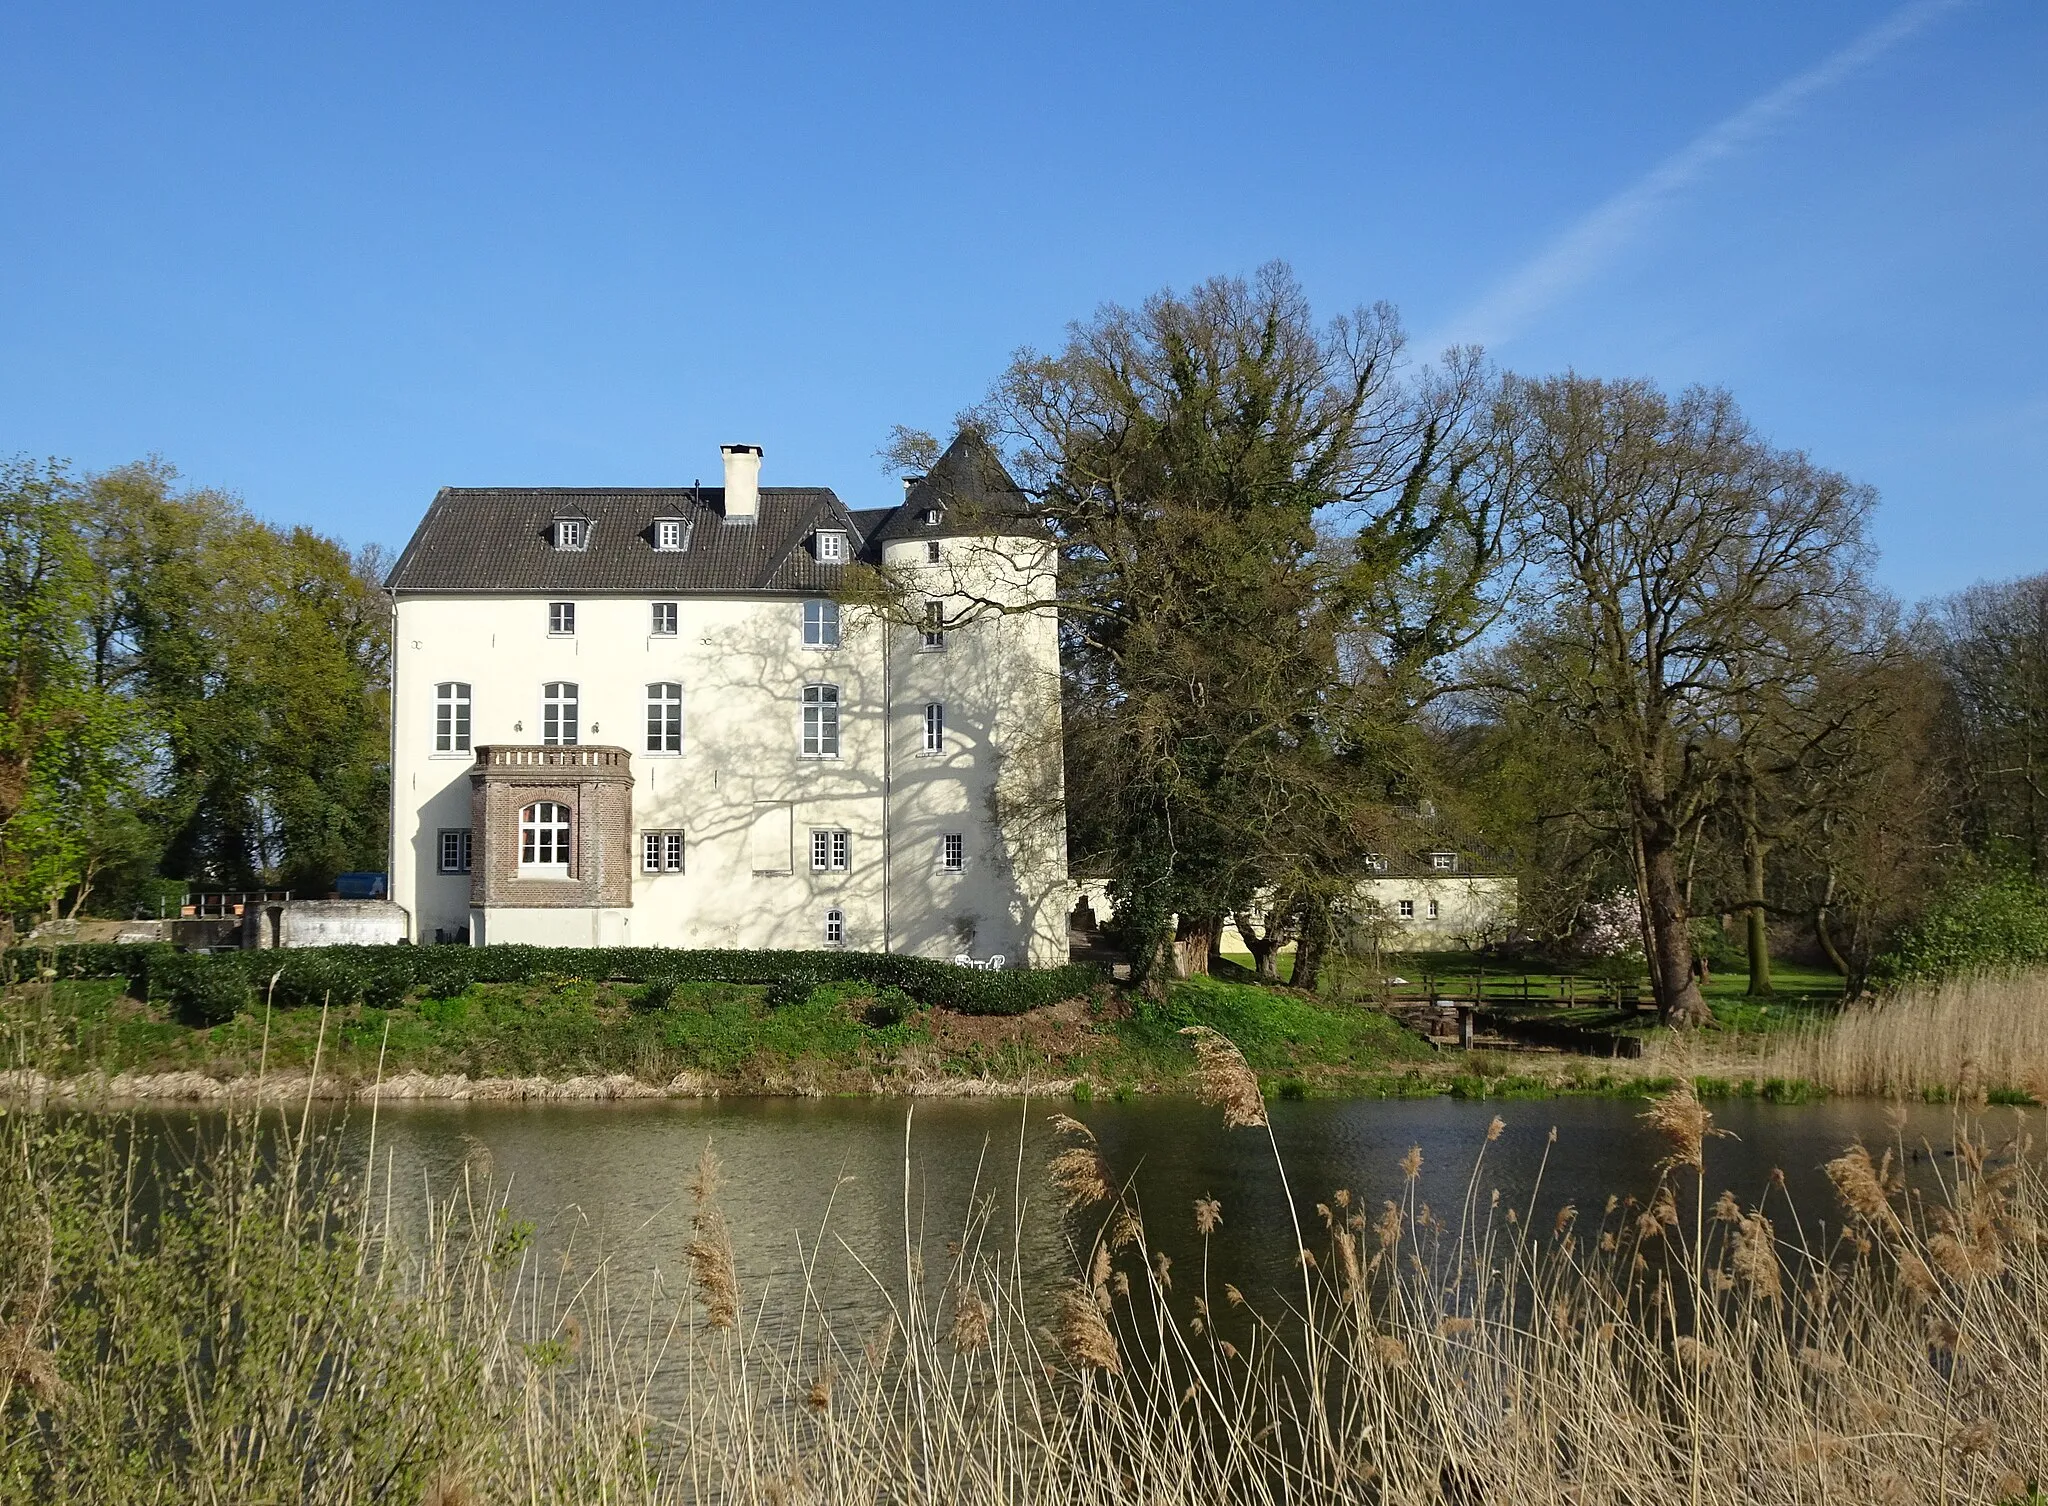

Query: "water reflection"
(137, 1095), (2039, 1336)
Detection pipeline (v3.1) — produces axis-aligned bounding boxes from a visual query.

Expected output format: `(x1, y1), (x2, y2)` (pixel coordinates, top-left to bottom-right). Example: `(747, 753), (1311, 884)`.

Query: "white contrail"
(1431, 0), (1968, 353)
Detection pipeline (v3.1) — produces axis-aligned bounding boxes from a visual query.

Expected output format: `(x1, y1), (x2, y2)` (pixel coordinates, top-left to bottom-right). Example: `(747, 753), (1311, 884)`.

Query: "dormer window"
(1429, 852), (1457, 872)
(922, 508), (943, 527)
(553, 518), (588, 551)
(815, 529), (847, 563)
(655, 518), (685, 551)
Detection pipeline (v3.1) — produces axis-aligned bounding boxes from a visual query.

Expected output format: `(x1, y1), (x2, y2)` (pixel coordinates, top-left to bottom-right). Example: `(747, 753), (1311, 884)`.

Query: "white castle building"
(384, 434), (1070, 966)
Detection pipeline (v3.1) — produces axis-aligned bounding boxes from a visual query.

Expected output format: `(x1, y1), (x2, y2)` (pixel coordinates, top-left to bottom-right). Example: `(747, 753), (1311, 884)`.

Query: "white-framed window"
(542, 682), (579, 746)
(519, 802), (571, 874)
(1427, 898), (1441, 919)
(940, 833), (964, 872)
(810, 828), (850, 872)
(921, 601), (945, 650)
(925, 540), (942, 563)
(1363, 853), (1389, 873)
(651, 601), (678, 636)
(433, 681), (472, 753)
(803, 598), (841, 648)
(646, 682), (682, 754)
(554, 518), (587, 550)
(548, 601), (576, 636)
(1398, 898), (1415, 919)
(655, 518), (684, 551)
(1430, 852), (1456, 872)
(801, 684), (840, 758)
(824, 907), (845, 945)
(922, 508), (943, 526)
(437, 828), (472, 874)
(642, 830), (685, 873)
(923, 702), (945, 754)
(815, 529), (847, 563)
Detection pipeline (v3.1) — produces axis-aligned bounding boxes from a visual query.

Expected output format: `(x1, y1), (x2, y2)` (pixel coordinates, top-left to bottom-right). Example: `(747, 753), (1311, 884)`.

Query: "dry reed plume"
(1, 1038), (2045, 1502)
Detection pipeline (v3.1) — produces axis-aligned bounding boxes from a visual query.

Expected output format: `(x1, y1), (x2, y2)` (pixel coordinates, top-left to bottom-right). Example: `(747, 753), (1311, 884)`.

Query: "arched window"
(542, 682), (579, 746)
(802, 683), (840, 757)
(646, 682), (682, 754)
(824, 908), (845, 945)
(519, 802), (572, 873)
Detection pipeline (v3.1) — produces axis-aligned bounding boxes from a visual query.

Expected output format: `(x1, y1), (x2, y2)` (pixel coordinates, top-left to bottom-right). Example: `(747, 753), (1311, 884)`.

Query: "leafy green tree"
(0, 458), (139, 927)
(79, 463), (391, 898)
(891, 265), (1514, 986)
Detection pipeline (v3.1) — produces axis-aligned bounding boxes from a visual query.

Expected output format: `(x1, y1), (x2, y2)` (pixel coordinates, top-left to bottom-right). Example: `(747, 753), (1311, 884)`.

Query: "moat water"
(130, 1094), (2033, 1337)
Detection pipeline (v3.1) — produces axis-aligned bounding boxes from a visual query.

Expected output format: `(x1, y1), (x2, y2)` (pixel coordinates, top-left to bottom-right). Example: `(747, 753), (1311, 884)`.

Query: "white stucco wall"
(390, 533), (1068, 966)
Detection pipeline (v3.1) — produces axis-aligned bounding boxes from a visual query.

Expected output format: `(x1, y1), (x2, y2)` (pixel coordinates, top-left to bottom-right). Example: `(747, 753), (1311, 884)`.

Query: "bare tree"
(1933, 572), (2048, 873)
(1495, 376), (1875, 1025)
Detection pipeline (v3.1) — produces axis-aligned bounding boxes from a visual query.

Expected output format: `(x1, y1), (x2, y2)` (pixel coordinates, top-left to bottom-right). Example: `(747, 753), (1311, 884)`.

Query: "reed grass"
(1647, 970), (2048, 1102)
(2, 1046), (2045, 1501)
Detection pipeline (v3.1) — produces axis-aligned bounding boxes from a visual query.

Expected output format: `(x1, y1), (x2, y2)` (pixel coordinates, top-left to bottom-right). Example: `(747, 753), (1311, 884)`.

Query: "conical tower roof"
(870, 431), (1039, 542)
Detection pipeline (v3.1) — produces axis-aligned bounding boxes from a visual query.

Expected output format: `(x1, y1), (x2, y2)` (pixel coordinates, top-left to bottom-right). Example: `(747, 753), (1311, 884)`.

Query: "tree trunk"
(1742, 784), (1774, 997)
(1233, 911), (1280, 981)
(1813, 871), (1850, 978)
(1643, 838), (1710, 1027)
(1293, 901), (1332, 995)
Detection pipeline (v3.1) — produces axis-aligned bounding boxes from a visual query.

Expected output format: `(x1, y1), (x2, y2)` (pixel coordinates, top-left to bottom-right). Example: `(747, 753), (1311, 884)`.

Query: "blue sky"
(1, 1), (2041, 600)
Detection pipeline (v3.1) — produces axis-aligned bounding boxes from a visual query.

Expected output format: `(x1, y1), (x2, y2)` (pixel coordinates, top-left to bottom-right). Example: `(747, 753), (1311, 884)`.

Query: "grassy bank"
(2, 1061), (2042, 1502)
(7, 972), (1549, 1099)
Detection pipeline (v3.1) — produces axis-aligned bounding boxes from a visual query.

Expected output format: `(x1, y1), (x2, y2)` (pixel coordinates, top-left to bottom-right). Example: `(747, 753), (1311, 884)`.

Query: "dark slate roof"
(869, 432), (1040, 544)
(385, 487), (880, 595)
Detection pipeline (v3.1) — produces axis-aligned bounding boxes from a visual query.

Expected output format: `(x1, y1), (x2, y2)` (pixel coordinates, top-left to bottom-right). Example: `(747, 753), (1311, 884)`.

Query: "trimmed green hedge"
(3, 942), (1102, 1026)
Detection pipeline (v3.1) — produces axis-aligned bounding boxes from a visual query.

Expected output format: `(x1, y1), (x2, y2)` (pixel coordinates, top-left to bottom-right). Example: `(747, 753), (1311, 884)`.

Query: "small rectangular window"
(921, 601), (945, 650)
(941, 833), (964, 872)
(642, 831), (685, 872)
(646, 682), (682, 753)
(803, 599), (841, 648)
(925, 540), (941, 563)
(824, 907), (844, 945)
(1427, 898), (1441, 919)
(548, 602), (576, 636)
(438, 829), (472, 874)
(651, 602), (678, 636)
(816, 530), (846, 562)
(922, 509), (943, 526)
(655, 519), (684, 550)
(1398, 899), (1415, 919)
(434, 681), (472, 753)
(555, 519), (586, 550)
(923, 702), (945, 754)
(810, 828), (850, 872)
(1430, 852), (1456, 872)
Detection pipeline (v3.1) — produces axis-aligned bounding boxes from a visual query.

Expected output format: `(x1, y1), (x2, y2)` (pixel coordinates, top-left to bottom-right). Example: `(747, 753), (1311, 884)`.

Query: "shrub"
(152, 952), (256, 1027)
(1872, 873), (2048, 982)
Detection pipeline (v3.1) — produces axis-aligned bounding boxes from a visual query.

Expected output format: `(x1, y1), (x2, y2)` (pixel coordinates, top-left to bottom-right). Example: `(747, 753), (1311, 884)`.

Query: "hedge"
(3, 942), (1103, 1026)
